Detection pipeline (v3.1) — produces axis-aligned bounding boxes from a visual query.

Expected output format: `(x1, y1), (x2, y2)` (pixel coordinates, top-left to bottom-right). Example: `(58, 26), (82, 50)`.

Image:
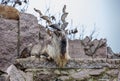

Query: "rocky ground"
(0, 13), (120, 81)
(2, 58), (120, 81)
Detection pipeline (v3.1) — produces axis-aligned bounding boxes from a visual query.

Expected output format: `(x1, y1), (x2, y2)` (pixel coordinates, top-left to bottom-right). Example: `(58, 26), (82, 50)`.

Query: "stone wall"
(4, 58), (120, 81)
(0, 13), (120, 81)
(0, 13), (40, 71)
(69, 40), (90, 58)
(69, 38), (108, 59)
(0, 13), (110, 71)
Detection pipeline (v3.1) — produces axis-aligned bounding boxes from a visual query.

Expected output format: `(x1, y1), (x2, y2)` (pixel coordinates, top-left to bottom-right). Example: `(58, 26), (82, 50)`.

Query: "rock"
(68, 69), (76, 74)
(33, 73), (54, 81)
(106, 69), (119, 77)
(89, 69), (105, 76)
(0, 70), (7, 75)
(113, 53), (120, 59)
(99, 38), (107, 47)
(6, 64), (32, 81)
(113, 78), (117, 81)
(93, 46), (107, 58)
(69, 40), (89, 58)
(91, 39), (99, 49)
(59, 76), (70, 81)
(71, 69), (90, 80)
(84, 46), (90, 50)
(54, 70), (61, 75)
(90, 45), (96, 54)
(82, 38), (108, 58)
(107, 54), (113, 59)
(0, 75), (7, 81)
(118, 72), (120, 81)
(0, 13), (39, 71)
(19, 43), (33, 58)
(107, 47), (114, 55)
(85, 49), (93, 56)
(61, 71), (69, 75)
(82, 36), (91, 46)
(98, 78), (110, 81)
(0, 70), (9, 81)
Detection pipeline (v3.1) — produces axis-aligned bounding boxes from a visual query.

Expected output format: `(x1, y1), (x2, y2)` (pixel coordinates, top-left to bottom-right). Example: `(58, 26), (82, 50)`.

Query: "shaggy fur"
(28, 27), (70, 67)
(31, 43), (42, 57)
(46, 33), (70, 67)
(30, 32), (70, 67)
(60, 36), (67, 56)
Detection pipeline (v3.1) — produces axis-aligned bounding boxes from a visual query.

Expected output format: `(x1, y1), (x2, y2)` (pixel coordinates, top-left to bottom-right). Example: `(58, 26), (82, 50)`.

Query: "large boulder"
(0, 13), (39, 71)
(69, 40), (90, 58)
(7, 64), (32, 81)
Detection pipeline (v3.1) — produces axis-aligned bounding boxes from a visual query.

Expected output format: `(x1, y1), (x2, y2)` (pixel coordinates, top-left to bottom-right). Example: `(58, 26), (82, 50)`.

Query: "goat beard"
(46, 35), (70, 67)
(60, 37), (67, 58)
(57, 36), (70, 67)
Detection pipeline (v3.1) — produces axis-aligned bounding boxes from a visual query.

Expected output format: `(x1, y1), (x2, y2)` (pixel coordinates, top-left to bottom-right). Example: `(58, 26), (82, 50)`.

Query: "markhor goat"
(30, 29), (71, 67)
(46, 30), (70, 67)
(20, 5), (78, 67)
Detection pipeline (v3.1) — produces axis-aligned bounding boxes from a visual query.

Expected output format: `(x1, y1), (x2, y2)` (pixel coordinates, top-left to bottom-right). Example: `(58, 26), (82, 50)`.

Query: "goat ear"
(54, 31), (61, 37)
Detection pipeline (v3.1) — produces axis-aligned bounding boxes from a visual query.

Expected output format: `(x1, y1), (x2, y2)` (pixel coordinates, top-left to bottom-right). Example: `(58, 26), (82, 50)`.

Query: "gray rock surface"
(71, 69), (90, 80)
(7, 64), (32, 81)
(0, 13), (39, 71)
